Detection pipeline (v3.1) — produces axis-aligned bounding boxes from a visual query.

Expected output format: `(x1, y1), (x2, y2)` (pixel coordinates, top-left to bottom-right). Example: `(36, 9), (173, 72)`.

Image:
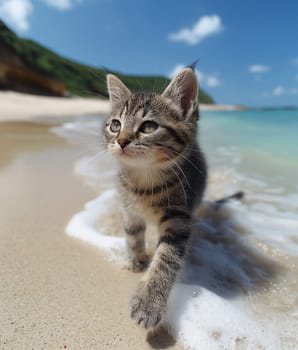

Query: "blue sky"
(1, 0), (298, 107)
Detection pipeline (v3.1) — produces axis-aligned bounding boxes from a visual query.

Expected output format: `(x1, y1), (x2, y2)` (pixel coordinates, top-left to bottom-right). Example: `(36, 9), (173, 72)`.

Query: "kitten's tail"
(213, 191), (245, 210)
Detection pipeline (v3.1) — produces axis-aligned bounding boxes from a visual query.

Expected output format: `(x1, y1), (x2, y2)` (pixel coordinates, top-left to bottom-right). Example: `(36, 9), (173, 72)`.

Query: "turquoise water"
(200, 109), (298, 191)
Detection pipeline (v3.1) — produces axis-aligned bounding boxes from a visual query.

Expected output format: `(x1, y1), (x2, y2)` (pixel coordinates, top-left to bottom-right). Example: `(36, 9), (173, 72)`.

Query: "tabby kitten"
(103, 68), (207, 328)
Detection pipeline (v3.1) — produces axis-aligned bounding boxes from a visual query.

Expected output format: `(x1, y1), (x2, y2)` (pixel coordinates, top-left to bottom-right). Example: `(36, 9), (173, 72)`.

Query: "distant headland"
(0, 20), (214, 104)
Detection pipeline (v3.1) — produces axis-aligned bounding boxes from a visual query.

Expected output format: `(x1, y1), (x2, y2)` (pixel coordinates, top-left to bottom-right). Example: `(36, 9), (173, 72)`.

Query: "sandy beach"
(0, 91), (111, 121)
(0, 91), (240, 122)
(0, 120), (184, 349)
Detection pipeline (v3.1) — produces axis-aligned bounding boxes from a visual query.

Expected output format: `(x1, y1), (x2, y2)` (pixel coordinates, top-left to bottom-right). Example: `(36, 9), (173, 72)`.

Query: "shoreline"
(0, 91), (242, 122)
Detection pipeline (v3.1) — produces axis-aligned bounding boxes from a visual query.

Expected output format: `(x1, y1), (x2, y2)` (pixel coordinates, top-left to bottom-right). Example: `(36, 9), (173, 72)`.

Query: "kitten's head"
(103, 68), (199, 168)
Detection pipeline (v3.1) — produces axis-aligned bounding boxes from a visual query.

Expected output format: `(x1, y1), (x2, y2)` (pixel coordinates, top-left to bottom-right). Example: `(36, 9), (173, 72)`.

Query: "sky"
(1, 0), (298, 107)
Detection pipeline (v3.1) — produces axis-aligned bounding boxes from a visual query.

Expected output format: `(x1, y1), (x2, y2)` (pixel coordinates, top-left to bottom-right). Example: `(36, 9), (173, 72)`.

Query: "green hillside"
(0, 20), (214, 104)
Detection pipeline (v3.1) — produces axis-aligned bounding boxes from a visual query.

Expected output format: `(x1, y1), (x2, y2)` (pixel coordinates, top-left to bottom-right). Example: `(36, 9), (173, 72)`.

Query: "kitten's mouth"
(120, 152), (131, 159)
(115, 148), (151, 164)
(119, 149), (132, 156)
(115, 148), (135, 160)
(118, 147), (146, 157)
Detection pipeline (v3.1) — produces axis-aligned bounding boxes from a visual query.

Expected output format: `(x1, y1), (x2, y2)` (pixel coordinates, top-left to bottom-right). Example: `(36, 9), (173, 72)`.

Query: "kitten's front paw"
(129, 255), (149, 273)
(130, 281), (166, 328)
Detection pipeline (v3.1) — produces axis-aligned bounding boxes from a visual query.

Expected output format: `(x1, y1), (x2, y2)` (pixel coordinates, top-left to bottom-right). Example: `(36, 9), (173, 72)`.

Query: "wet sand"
(0, 121), (183, 349)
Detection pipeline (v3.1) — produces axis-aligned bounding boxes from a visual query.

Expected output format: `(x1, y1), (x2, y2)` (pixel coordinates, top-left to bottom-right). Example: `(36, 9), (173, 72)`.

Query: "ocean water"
(52, 109), (298, 350)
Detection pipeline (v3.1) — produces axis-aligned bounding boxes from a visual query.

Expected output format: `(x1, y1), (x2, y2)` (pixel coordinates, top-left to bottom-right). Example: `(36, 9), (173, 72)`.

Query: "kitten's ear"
(162, 68), (199, 117)
(107, 74), (131, 112)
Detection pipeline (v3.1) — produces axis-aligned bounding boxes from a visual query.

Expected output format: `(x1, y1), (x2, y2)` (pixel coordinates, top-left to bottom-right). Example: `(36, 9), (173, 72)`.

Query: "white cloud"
(0, 0), (82, 32)
(272, 86), (298, 96)
(205, 75), (220, 87)
(169, 64), (221, 88)
(42, 0), (81, 11)
(272, 86), (285, 96)
(168, 15), (223, 45)
(292, 58), (298, 65)
(249, 64), (270, 74)
(0, 0), (33, 31)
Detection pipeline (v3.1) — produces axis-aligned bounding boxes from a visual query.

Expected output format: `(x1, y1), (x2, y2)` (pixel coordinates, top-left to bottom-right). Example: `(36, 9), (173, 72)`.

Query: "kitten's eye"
(110, 119), (121, 132)
(139, 121), (158, 134)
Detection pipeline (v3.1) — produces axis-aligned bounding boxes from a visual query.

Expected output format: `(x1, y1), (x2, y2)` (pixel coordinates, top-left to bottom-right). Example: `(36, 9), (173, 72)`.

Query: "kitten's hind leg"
(130, 210), (190, 328)
(123, 211), (148, 272)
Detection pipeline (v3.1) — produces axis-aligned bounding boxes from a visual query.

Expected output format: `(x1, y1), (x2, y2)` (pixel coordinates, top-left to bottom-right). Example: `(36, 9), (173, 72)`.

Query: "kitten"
(103, 68), (207, 328)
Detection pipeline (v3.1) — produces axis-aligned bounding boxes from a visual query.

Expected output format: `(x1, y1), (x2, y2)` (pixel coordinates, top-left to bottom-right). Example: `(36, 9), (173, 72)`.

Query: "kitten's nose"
(117, 138), (130, 149)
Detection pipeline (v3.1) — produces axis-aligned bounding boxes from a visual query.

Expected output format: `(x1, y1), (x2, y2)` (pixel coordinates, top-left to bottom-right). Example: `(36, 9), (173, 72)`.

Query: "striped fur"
(104, 68), (207, 328)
